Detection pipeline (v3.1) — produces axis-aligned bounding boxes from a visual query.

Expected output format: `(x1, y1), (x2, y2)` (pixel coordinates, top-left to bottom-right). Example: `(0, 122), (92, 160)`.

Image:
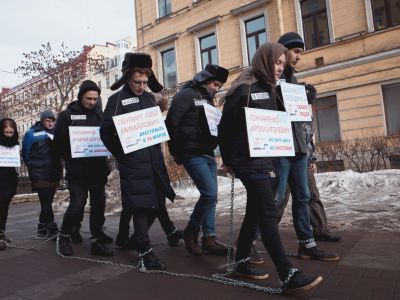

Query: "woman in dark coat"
(100, 53), (175, 270)
(218, 43), (322, 294)
(0, 118), (19, 250)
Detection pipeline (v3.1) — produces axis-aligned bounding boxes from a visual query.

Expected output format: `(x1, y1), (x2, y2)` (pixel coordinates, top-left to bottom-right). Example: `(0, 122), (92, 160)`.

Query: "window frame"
(239, 10), (269, 67)
(380, 80), (400, 136)
(194, 29), (220, 72)
(157, 42), (179, 89)
(369, 0), (400, 31)
(312, 94), (342, 143)
(157, 0), (172, 19)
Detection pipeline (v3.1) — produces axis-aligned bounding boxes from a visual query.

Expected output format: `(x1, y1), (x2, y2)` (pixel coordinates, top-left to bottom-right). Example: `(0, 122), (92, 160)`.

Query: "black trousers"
(0, 195), (12, 231)
(37, 188), (56, 224)
(61, 181), (106, 238)
(236, 174), (293, 280)
(277, 167), (330, 235)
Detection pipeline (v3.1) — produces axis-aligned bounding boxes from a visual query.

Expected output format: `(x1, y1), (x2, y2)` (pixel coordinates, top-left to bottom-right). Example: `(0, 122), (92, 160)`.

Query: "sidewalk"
(1, 201), (399, 300)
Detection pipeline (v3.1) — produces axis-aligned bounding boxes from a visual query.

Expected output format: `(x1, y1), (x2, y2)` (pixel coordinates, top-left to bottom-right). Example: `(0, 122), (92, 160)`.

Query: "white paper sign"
(203, 103), (222, 137)
(0, 145), (21, 167)
(69, 126), (111, 158)
(280, 82), (312, 122)
(245, 108), (295, 157)
(113, 106), (170, 154)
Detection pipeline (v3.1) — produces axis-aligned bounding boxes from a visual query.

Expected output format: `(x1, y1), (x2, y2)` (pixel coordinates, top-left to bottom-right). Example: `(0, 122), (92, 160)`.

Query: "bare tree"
(15, 42), (105, 113)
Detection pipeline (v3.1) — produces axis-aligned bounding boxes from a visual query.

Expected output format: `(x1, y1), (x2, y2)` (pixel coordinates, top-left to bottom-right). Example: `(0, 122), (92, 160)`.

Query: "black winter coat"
(166, 85), (218, 160)
(0, 139), (18, 199)
(219, 80), (280, 173)
(53, 101), (110, 185)
(100, 84), (175, 209)
(22, 122), (62, 182)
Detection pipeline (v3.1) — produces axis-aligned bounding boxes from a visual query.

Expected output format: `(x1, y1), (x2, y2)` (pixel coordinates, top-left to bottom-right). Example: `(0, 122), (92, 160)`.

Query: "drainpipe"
(277, 0), (284, 35)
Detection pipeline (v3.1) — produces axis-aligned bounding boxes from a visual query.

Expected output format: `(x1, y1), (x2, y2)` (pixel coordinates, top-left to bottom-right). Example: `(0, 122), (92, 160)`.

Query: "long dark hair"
(0, 118), (19, 147)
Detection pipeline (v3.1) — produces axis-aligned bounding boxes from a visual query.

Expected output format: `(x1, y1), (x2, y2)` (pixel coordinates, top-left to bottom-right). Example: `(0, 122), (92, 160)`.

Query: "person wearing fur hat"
(100, 53), (175, 270)
(22, 110), (62, 238)
(275, 32), (340, 259)
(165, 64), (231, 256)
(0, 118), (19, 250)
(55, 80), (113, 257)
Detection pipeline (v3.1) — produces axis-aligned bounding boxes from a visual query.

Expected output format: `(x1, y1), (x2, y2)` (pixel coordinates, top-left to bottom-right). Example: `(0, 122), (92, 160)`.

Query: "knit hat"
(77, 80), (101, 101)
(40, 110), (55, 122)
(110, 53), (163, 92)
(277, 32), (304, 50)
(192, 64), (229, 84)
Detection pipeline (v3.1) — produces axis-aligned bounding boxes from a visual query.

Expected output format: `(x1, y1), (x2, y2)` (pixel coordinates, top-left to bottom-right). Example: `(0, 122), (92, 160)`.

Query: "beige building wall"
(136, 0), (400, 141)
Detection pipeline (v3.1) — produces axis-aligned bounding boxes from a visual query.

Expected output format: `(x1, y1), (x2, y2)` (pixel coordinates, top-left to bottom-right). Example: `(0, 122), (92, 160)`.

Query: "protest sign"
(113, 106), (170, 154)
(69, 126), (111, 158)
(280, 82), (312, 122)
(203, 103), (222, 137)
(245, 107), (295, 157)
(0, 145), (21, 167)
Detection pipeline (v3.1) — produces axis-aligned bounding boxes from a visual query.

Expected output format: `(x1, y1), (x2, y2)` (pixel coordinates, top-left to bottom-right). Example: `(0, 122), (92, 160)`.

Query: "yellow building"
(135, 0), (400, 143)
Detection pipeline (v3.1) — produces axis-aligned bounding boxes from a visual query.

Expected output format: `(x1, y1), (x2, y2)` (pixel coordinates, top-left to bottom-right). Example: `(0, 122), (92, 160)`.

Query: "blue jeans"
(276, 156), (315, 246)
(183, 156), (217, 236)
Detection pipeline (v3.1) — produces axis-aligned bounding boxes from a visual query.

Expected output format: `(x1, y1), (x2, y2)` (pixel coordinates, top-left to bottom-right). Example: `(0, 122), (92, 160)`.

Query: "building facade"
(135, 0), (400, 142)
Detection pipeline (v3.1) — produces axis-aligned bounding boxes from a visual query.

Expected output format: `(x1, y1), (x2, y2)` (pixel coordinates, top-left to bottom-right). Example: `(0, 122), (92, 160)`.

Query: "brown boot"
(201, 236), (232, 256)
(183, 223), (202, 256)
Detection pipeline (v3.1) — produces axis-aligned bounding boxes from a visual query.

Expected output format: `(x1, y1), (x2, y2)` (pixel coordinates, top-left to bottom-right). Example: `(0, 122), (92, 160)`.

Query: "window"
(313, 95), (341, 142)
(97, 81), (102, 90)
(371, 0), (400, 30)
(161, 48), (177, 88)
(300, 0), (330, 49)
(383, 83), (400, 135)
(158, 0), (171, 18)
(199, 33), (218, 69)
(245, 15), (267, 64)
(114, 74), (119, 83)
(106, 76), (110, 89)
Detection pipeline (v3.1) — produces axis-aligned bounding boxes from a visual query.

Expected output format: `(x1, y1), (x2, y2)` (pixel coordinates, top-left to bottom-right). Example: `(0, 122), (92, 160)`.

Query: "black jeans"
(61, 181), (106, 238)
(37, 188), (56, 224)
(236, 172), (293, 280)
(131, 208), (158, 252)
(0, 196), (12, 231)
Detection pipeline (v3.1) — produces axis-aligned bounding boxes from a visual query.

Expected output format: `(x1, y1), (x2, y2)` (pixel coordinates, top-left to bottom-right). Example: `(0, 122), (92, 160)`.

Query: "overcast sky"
(0, 0), (136, 89)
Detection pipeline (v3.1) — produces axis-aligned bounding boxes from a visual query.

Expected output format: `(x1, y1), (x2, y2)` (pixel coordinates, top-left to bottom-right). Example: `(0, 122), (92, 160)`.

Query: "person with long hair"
(218, 43), (322, 294)
(0, 118), (19, 250)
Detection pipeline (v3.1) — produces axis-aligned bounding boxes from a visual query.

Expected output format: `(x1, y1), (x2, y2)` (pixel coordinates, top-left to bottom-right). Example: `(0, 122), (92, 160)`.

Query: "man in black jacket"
(166, 64), (230, 256)
(22, 110), (62, 238)
(55, 80), (113, 257)
(100, 53), (175, 270)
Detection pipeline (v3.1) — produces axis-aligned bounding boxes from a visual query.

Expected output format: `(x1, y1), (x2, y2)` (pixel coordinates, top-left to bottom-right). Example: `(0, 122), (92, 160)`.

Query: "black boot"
(91, 239), (114, 256)
(70, 226), (83, 244)
(98, 231), (113, 244)
(0, 230), (10, 243)
(281, 268), (323, 294)
(37, 223), (47, 237)
(139, 250), (166, 270)
(183, 222), (202, 256)
(232, 261), (269, 280)
(46, 222), (59, 240)
(57, 234), (73, 256)
(167, 229), (184, 247)
(0, 231), (6, 251)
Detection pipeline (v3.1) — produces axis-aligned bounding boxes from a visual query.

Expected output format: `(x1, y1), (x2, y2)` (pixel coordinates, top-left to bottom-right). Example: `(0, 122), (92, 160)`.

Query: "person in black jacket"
(100, 53), (175, 270)
(0, 118), (19, 250)
(22, 110), (62, 238)
(165, 64), (230, 256)
(275, 32), (340, 260)
(55, 80), (113, 257)
(219, 43), (322, 294)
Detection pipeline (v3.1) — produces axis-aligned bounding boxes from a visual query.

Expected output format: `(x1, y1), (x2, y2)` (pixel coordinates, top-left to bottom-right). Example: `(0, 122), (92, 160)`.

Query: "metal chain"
(7, 234), (56, 251)
(226, 176), (235, 272)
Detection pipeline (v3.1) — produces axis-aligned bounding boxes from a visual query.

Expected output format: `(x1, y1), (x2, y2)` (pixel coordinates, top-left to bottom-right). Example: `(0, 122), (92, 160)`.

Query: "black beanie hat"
(78, 80), (101, 101)
(277, 32), (305, 50)
(192, 64), (229, 84)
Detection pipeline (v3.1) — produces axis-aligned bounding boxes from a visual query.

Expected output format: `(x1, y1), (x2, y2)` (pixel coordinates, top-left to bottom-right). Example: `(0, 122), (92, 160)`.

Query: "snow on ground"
(54, 169), (400, 232)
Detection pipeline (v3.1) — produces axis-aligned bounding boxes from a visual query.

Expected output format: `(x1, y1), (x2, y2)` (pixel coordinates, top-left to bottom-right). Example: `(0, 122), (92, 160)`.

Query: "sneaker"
(57, 235), (73, 256)
(298, 245), (340, 261)
(91, 240), (114, 256)
(167, 229), (184, 247)
(183, 223), (202, 256)
(232, 261), (269, 280)
(249, 244), (264, 264)
(201, 236), (232, 256)
(139, 250), (167, 271)
(314, 233), (341, 242)
(282, 269), (323, 294)
(70, 227), (83, 244)
(98, 231), (113, 244)
(37, 223), (47, 237)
